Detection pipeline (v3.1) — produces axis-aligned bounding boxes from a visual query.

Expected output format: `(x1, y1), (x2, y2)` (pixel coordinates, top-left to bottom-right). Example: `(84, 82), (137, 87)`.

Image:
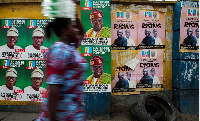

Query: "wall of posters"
(111, 6), (165, 94)
(179, 6), (199, 53)
(0, 19), (51, 102)
(81, 0), (111, 92)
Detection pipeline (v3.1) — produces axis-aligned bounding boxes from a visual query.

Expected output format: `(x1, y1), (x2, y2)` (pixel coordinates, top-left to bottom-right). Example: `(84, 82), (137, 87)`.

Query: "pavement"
(0, 111), (132, 121)
(0, 111), (199, 121)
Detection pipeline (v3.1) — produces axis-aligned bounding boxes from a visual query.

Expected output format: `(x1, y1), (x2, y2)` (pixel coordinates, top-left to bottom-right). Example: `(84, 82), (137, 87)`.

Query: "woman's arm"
(48, 84), (60, 121)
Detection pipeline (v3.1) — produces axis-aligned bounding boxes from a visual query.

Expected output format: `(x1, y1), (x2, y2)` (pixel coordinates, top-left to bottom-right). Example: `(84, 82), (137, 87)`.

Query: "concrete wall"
(0, 1), (174, 115)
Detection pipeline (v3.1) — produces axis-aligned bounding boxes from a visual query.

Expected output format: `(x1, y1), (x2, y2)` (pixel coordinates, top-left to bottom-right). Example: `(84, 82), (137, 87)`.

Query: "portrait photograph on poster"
(81, 0), (111, 38)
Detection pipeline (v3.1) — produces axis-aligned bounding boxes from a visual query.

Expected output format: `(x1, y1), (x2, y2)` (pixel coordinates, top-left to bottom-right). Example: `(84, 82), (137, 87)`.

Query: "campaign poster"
(111, 10), (138, 49)
(81, 0), (111, 38)
(135, 49), (163, 89)
(81, 45), (111, 92)
(0, 19), (26, 60)
(0, 60), (25, 101)
(111, 50), (138, 92)
(25, 19), (52, 60)
(179, 7), (199, 52)
(24, 62), (47, 102)
(138, 10), (165, 49)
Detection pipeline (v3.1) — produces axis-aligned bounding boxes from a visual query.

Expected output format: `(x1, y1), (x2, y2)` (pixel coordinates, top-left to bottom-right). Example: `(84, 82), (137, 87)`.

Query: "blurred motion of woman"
(37, 0), (87, 121)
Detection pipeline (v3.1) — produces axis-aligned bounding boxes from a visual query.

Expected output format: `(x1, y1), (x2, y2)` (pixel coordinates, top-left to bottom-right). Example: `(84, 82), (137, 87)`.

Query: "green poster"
(0, 19), (26, 60)
(0, 60), (25, 101)
(81, 45), (111, 92)
(24, 60), (46, 102)
(25, 19), (52, 60)
(81, 0), (111, 38)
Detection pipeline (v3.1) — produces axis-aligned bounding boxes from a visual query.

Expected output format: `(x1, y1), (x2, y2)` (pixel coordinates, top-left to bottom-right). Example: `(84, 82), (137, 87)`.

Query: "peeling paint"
(180, 61), (198, 82)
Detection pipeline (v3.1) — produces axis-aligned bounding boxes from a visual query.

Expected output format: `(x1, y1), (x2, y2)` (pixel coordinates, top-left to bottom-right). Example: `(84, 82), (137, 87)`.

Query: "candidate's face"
(126, 12), (130, 19)
(32, 36), (44, 48)
(126, 73), (131, 80)
(5, 76), (17, 89)
(196, 29), (199, 38)
(125, 31), (130, 38)
(91, 65), (103, 78)
(117, 30), (123, 37)
(145, 29), (151, 37)
(31, 77), (43, 89)
(153, 30), (157, 37)
(6, 36), (18, 47)
(91, 18), (103, 31)
(187, 28), (193, 36)
(153, 12), (157, 18)
(118, 72), (124, 80)
(143, 69), (148, 76)
(150, 70), (155, 76)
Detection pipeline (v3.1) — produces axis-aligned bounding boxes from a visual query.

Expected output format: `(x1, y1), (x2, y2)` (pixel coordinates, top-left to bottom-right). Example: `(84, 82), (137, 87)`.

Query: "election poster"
(0, 19), (27, 60)
(81, 45), (111, 92)
(25, 19), (52, 60)
(179, 6), (199, 52)
(138, 10), (165, 49)
(81, 0), (111, 38)
(135, 49), (163, 89)
(24, 64), (46, 102)
(111, 50), (138, 92)
(111, 10), (138, 49)
(0, 60), (26, 101)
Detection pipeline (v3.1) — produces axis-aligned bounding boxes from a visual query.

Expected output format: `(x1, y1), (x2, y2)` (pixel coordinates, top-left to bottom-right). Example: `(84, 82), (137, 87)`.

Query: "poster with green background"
(0, 60), (25, 101)
(81, 0), (111, 38)
(81, 45), (111, 92)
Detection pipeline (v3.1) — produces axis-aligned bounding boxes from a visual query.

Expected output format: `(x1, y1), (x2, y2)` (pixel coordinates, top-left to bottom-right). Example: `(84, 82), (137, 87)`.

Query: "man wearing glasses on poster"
(85, 9), (111, 38)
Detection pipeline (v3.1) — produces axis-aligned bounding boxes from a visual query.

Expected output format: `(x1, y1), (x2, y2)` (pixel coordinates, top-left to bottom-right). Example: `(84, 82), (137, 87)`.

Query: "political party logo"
(26, 61), (36, 69)
(142, 50), (150, 58)
(27, 20), (36, 28)
(116, 12), (124, 19)
(1, 60), (10, 69)
(82, 47), (92, 56)
(81, 0), (92, 10)
(145, 11), (151, 18)
(188, 9), (196, 17)
(2, 20), (11, 28)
